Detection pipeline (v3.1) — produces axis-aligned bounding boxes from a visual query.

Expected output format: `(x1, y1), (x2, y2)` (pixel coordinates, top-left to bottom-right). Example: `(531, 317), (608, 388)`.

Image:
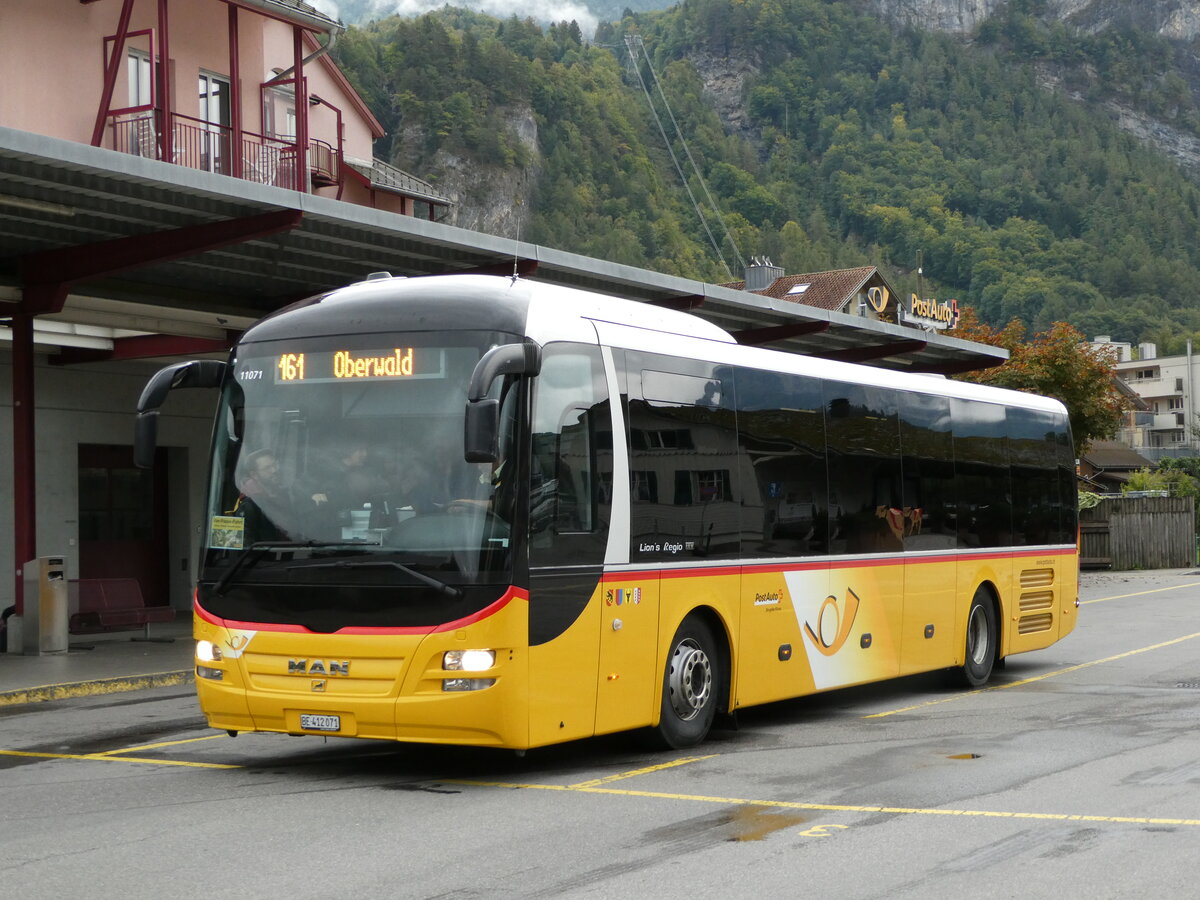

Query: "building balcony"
(111, 112), (336, 193)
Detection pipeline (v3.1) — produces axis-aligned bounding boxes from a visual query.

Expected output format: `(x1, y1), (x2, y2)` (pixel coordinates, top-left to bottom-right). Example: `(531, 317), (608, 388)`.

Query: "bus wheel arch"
(957, 582), (1000, 687)
(650, 609), (729, 750)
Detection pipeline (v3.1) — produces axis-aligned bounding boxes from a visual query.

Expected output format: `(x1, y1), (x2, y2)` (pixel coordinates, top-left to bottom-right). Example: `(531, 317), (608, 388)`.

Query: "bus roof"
(241, 274), (1063, 416)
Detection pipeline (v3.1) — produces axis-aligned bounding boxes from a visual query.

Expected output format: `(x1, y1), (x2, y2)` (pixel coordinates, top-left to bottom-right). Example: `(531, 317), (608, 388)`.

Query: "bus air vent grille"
(1018, 612), (1054, 634)
(1019, 590), (1054, 612)
(1020, 568), (1054, 589)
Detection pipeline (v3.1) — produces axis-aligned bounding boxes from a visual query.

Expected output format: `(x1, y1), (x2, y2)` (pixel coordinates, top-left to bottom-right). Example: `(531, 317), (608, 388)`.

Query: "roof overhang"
(0, 128), (1007, 373)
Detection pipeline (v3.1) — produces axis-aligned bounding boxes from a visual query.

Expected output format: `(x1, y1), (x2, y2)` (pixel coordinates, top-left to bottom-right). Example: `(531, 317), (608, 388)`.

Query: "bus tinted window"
(824, 382), (903, 553)
(897, 391), (956, 550)
(1008, 407), (1062, 545)
(952, 398), (1011, 547)
(529, 343), (612, 568)
(625, 352), (742, 562)
(735, 367), (829, 558)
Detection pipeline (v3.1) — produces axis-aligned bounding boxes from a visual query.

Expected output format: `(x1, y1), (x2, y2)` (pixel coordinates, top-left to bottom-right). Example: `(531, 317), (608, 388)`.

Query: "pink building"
(0, 0), (454, 638)
(0, 0), (449, 218)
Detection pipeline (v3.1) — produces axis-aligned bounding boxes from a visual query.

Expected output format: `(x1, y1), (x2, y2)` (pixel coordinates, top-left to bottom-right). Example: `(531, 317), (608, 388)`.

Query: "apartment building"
(1090, 337), (1200, 461)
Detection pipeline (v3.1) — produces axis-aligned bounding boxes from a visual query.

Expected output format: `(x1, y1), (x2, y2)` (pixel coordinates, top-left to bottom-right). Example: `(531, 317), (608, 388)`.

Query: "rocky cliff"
(871, 0), (1200, 38)
(858, 0), (1200, 178)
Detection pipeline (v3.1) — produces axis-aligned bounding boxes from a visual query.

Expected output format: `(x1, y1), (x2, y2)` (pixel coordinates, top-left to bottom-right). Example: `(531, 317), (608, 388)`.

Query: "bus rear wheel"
(652, 616), (720, 750)
(958, 588), (997, 687)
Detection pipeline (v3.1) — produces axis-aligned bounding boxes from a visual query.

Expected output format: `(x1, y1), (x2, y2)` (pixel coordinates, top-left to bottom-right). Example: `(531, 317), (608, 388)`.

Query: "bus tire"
(958, 587), (997, 687)
(652, 615), (720, 750)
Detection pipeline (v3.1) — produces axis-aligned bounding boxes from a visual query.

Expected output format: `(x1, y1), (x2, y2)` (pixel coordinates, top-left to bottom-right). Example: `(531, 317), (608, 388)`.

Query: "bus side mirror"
(135, 359), (227, 468)
(464, 399), (500, 463)
(463, 342), (541, 463)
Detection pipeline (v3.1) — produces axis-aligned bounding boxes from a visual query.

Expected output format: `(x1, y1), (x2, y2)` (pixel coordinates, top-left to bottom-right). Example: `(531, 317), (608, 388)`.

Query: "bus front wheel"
(958, 588), (997, 687)
(652, 616), (720, 749)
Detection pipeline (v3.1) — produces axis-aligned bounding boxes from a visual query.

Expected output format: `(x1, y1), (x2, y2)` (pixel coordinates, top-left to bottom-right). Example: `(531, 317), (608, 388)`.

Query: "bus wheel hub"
(668, 639), (712, 721)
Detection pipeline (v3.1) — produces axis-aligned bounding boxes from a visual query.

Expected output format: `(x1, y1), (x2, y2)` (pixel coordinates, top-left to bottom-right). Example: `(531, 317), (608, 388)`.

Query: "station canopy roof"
(0, 127), (1006, 374)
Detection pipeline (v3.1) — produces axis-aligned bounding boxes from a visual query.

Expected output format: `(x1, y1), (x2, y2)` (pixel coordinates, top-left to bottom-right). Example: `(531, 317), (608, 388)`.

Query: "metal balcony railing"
(110, 112), (337, 193)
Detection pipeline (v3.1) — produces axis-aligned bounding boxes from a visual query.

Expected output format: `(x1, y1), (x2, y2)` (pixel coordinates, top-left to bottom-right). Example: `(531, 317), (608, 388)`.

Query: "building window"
(198, 71), (232, 174)
(264, 85), (297, 140)
(1131, 368), (1157, 380)
(1176, 378), (1185, 392)
(127, 49), (152, 108)
(1169, 397), (1184, 410)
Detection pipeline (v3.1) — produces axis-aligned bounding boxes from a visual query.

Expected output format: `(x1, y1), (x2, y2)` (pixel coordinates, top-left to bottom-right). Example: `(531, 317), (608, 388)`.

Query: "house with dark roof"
(723, 261), (907, 326)
(1079, 441), (1155, 493)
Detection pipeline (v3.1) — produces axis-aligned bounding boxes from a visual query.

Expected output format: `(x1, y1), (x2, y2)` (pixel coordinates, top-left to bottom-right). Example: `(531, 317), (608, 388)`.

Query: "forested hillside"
(332, 0), (1200, 349)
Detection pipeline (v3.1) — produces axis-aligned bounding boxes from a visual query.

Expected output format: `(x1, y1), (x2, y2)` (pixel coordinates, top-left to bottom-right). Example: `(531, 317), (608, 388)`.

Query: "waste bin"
(22, 556), (68, 655)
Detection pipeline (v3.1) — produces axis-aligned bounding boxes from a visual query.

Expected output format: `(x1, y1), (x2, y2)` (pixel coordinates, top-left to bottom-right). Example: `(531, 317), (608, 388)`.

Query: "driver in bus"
(232, 448), (299, 540)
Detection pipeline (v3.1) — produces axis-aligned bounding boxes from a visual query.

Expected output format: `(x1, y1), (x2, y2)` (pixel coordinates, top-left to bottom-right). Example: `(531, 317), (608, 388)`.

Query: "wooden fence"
(1078, 496), (1196, 570)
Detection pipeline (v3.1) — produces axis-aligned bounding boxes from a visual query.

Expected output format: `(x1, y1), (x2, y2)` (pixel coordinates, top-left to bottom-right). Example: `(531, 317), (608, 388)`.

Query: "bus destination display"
(272, 348), (444, 384)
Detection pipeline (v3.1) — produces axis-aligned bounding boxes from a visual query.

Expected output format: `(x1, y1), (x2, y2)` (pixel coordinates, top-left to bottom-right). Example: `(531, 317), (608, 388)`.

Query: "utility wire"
(624, 35), (738, 280)
(639, 38), (746, 275)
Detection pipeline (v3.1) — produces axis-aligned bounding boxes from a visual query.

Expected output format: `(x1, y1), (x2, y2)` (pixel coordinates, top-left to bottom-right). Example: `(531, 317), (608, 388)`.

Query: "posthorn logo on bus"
(288, 659), (350, 676)
(802, 588), (861, 657)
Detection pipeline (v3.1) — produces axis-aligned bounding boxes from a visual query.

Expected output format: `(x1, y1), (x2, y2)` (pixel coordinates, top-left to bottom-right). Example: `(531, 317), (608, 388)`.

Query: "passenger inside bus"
(233, 448), (304, 541)
(307, 436), (390, 514)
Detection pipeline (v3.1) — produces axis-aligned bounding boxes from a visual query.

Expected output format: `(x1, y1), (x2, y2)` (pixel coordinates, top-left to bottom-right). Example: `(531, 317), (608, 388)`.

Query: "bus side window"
(529, 343), (611, 568)
(625, 353), (742, 562)
(951, 398), (1011, 548)
(897, 392), (956, 550)
(735, 367), (829, 558)
(824, 382), (903, 553)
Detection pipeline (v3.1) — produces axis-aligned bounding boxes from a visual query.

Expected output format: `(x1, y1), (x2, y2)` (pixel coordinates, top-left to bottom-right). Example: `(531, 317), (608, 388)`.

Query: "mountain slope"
(332, 1), (1200, 349)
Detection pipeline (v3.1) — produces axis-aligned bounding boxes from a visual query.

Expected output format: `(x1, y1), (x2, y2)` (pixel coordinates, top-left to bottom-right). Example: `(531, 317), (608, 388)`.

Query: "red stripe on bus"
(617, 547), (1075, 581)
(193, 586), (528, 636)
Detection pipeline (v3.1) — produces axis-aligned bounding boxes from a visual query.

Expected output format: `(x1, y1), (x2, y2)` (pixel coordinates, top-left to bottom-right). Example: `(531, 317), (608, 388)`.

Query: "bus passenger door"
(526, 341), (613, 747)
(595, 574), (660, 735)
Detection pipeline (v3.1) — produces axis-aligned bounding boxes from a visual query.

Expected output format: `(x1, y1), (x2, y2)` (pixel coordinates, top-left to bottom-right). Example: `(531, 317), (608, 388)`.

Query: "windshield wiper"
(290, 559), (463, 599)
(213, 540), (374, 595)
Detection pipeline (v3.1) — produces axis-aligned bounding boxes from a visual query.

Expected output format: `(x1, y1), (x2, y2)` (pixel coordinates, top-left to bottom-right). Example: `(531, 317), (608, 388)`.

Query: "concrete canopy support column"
(10, 311), (35, 617)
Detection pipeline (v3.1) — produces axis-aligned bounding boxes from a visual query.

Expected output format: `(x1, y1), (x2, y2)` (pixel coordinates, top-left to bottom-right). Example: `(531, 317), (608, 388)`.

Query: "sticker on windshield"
(210, 516), (245, 550)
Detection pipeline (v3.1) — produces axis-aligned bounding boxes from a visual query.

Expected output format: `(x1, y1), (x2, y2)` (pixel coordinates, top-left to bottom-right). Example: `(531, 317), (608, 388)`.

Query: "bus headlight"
(196, 640), (223, 662)
(443, 649), (495, 672)
(442, 649), (496, 691)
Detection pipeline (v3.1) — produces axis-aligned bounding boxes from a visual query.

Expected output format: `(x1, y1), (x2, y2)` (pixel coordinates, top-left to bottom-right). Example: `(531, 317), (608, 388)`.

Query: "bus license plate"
(300, 713), (340, 732)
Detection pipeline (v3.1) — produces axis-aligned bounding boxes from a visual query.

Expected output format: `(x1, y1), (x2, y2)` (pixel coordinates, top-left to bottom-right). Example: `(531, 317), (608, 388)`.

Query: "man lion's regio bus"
(135, 274), (1079, 750)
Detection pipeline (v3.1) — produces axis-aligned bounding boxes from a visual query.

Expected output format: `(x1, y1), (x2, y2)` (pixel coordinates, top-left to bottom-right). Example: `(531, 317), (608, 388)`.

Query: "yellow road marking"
(0, 748), (239, 769)
(95, 734), (229, 756)
(569, 754), (716, 788)
(1082, 581), (1200, 605)
(866, 630), (1200, 718)
(446, 779), (1200, 827)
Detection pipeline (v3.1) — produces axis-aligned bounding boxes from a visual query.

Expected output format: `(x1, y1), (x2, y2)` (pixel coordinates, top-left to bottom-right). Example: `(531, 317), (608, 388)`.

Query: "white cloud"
(311, 1), (599, 40)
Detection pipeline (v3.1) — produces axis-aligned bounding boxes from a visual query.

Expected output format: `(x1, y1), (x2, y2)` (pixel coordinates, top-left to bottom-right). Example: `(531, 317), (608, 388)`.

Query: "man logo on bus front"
(803, 588), (861, 657)
(287, 659), (350, 675)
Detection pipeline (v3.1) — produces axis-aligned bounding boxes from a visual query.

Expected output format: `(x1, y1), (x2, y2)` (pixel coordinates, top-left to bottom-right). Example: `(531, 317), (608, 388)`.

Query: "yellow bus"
(135, 274), (1078, 750)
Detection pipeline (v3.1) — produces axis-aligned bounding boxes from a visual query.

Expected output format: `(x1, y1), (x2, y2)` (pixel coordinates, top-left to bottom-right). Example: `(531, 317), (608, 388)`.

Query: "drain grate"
(1175, 682), (1200, 689)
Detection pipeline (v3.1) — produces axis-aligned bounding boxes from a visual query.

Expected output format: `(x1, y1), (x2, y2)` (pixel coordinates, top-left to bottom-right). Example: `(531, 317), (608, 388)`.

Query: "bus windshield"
(199, 330), (521, 629)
